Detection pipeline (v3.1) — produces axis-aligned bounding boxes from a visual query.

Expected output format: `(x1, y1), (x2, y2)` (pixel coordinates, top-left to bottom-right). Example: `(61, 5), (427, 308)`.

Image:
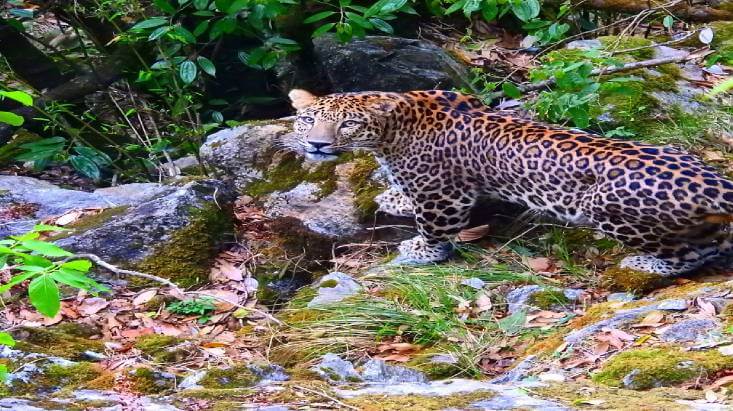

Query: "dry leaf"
(375, 354), (411, 362)
(526, 257), (552, 272)
(79, 297), (110, 315)
(55, 210), (83, 226)
(708, 375), (733, 390)
(133, 289), (158, 306)
(474, 293), (493, 313)
(631, 311), (665, 328)
(697, 297), (717, 316)
(457, 225), (490, 242)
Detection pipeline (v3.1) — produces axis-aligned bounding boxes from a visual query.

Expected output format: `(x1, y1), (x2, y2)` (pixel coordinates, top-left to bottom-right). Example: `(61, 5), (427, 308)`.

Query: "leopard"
(285, 88), (733, 277)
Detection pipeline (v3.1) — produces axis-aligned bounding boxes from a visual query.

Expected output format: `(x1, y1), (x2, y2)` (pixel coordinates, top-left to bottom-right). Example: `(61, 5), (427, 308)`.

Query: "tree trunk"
(559, 0), (733, 22)
(0, 17), (68, 90)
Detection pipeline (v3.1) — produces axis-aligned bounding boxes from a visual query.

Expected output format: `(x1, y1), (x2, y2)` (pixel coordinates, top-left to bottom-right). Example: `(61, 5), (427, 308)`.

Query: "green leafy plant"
(0, 90), (32, 126)
(302, 0), (417, 42)
(167, 297), (216, 323)
(0, 332), (15, 381)
(0, 226), (109, 318)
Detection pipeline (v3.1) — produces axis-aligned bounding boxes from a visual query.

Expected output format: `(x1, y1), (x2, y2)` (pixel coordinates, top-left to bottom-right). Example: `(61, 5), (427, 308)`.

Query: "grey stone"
(0, 398), (47, 411)
(650, 82), (705, 114)
(622, 369), (642, 389)
(199, 122), (292, 190)
(312, 353), (362, 383)
(658, 299), (689, 311)
(490, 355), (537, 384)
(0, 176), (170, 237)
(56, 179), (234, 266)
(178, 370), (206, 389)
(659, 319), (720, 343)
(249, 364), (289, 383)
(563, 288), (584, 301)
(565, 39), (602, 50)
(308, 272), (362, 308)
(506, 285), (542, 314)
(81, 350), (106, 361)
(607, 292), (636, 302)
(312, 35), (470, 92)
(461, 277), (486, 289)
(653, 46), (688, 60)
(360, 359), (427, 384)
(430, 354), (458, 365)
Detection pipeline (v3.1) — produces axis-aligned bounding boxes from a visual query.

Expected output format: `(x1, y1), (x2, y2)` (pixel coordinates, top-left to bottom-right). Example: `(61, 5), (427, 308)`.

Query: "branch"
(546, 0), (733, 22)
(70, 253), (283, 325)
(490, 48), (712, 100)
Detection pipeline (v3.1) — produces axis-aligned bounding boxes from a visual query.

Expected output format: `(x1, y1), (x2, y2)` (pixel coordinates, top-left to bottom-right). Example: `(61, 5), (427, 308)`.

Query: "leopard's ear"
(368, 98), (398, 116)
(289, 89), (317, 110)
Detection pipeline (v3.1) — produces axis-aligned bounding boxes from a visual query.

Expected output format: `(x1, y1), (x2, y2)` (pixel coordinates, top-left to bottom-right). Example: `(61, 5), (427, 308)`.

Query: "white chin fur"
(305, 152), (340, 161)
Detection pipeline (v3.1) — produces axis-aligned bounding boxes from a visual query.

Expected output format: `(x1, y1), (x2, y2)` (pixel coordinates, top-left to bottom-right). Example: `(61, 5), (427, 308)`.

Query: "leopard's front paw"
(375, 187), (414, 218)
(390, 236), (452, 265)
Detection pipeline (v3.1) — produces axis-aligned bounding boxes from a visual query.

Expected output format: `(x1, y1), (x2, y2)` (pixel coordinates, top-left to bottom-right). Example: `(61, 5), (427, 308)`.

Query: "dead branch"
(548, 0), (733, 22)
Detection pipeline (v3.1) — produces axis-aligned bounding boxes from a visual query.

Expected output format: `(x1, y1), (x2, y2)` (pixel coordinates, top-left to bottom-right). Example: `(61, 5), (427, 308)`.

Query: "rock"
(308, 272), (362, 308)
(0, 176), (171, 237)
(565, 39), (602, 50)
(562, 289), (584, 301)
(249, 364), (289, 383)
(490, 355), (537, 384)
(312, 353), (362, 384)
(461, 277), (486, 289)
(470, 385), (568, 411)
(199, 121), (292, 190)
(506, 285), (542, 314)
(658, 299), (689, 311)
(179, 370), (206, 389)
(55, 179), (235, 286)
(659, 319), (720, 343)
(538, 371), (566, 383)
(607, 292), (636, 302)
(0, 398), (47, 411)
(312, 35), (470, 92)
(360, 359), (428, 384)
(621, 369), (642, 389)
(719, 345), (733, 356)
(653, 45), (688, 60)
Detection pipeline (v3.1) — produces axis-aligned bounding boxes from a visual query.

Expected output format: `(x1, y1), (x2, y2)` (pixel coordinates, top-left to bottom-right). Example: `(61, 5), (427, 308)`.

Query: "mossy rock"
(199, 366), (259, 389)
(600, 266), (673, 293)
(343, 390), (495, 410)
(134, 334), (187, 363)
(711, 21), (733, 63)
(592, 346), (733, 389)
(129, 367), (176, 394)
(134, 202), (233, 288)
(528, 290), (570, 310)
(12, 325), (104, 360)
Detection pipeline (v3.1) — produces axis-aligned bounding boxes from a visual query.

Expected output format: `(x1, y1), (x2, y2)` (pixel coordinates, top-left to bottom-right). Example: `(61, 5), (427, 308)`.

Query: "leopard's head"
(286, 89), (398, 161)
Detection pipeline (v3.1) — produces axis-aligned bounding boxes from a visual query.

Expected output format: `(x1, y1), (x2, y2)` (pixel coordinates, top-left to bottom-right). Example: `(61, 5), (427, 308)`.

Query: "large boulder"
(303, 35), (470, 93)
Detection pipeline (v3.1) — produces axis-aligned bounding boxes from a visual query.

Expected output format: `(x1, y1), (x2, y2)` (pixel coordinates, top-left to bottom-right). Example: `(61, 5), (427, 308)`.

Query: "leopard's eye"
(341, 120), (361, 128)
(300, 116), (315, 124)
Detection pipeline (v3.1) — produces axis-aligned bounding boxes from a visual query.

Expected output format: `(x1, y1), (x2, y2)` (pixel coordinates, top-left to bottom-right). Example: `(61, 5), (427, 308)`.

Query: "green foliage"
(0, 89), (32, 127)
(168, 297), (216, 323)
(0, 226), (108, 318)
(301, 0), (416, 42)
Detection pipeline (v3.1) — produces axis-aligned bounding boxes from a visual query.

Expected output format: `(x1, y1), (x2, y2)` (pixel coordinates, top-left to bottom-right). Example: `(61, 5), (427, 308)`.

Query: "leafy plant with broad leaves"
(0, 226), (109, 318)
(16, 137), (113, 181)
(167, 297), (216, 323)
(302, 0), (418, 42)
(0, 90), (32, 127)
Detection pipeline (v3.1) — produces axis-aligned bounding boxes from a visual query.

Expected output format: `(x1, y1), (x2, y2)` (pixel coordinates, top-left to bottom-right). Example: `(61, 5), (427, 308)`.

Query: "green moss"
(134, 202), (232, 287)
(50, 206), (129, 240)
(199, 366), (259, 389)
(711, 21), (733, 63)
(130, 367), (175, 394)
(537, 381), (705, 410)
(599, 36), (654, 60)
(344, 390), (495, 410)
(13, 325), (104, 360)
(245, 152), (352, 199)
(529, 290), (570, 309)
(44, 362), (102, 388)
(134, 334), (184, 363)
(601, 266), (673, 293)
(406, 349), (463, 379)
(594, 80), (660, 135)
(177, 388), (256, 400)
(592, 347), (733, 389)
(319, 279), (339, 288)
(347, 154), (383, 220)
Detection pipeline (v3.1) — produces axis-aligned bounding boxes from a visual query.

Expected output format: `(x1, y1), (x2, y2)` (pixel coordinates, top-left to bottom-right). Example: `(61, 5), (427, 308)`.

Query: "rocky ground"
(3, 31), (733, 410)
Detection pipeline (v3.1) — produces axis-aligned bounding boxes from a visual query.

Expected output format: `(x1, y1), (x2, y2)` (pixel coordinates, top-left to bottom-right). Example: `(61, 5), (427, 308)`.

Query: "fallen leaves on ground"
(525, 310), (567, 328)
(457, 225), (490, 242)
(631, 311), (665, 328)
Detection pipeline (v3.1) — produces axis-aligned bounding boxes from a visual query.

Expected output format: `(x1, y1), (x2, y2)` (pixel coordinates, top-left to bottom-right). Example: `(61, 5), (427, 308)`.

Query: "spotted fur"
(287, 89), (733, 276)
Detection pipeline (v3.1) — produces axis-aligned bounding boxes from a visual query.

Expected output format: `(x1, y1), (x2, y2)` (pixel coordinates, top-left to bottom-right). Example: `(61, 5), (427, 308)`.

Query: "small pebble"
(461, 277), (485, 290)
(538, 372), (565, 383)
(607, 292), (636, 303)
(657, 299), (688, 311)
(718, 345), (733, 356)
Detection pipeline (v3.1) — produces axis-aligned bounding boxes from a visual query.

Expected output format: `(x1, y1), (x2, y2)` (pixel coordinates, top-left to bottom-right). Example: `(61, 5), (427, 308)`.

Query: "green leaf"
(0, 332), (15, 347)
(18, 254), (52, 268)
(61, 260), (92, 272)
(209, 17), (236, 39)
(194, 0), (210, 9)
(498, 310), (526, 335)
(193, 20), (209, 37)
(502, 82), (522, 99)
(74, 146), (112, 167)
(480, 0), (498, 21)
(462, 0), (481, 17)
(227, 0), (248, 14)
(345, 12), (373, 29)
(211, 111), (224, 123)
(304, 11), (336, 24)
(663, 15), (673, 29)
(70, 155), (101, 180)
(0, 91), (33, 106)
(131, 17), (168, 30)
(445, 0), (467, 15)
(28, 275), (60, 318)
(148, 26), (172, 41)
(0, 111), (24, 126)
(154, 0), (177, 13)
(179, 60), (198, 83)
(369, 18), (393, 34)
(511, 0), (540, 22)
(312, 22), (336, 37)
(197, 56), (216, 77)
(54, 268), (108, 292)
(20, 240), (73, 257)
(171, 26), (197, 43)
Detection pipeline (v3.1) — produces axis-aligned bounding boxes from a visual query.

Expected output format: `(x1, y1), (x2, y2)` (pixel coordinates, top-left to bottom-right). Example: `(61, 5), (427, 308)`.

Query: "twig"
(488, 48), (710, 100)
(68, 253), (283, 325)
(291, 385), (360, 411)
